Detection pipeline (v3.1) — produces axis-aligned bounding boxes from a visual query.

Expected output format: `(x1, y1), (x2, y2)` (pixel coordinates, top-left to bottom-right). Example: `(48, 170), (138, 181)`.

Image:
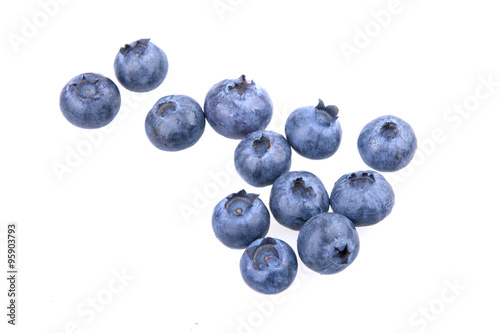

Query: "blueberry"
(297, 212), (359, 275)
(59, 73), (121, 129)
(234, 130), (292, 187)
(114, 38), (168, 92)
(285, 99), (342, 159)
(270, 171), (329, 230)
(240, 237), (298, 294)
(357, 115), (417, 172)
(212, 190), (270, 249)
(145, 95), (205, 151)
(204, 75), (273, 139)
(330, 170), (395, 227)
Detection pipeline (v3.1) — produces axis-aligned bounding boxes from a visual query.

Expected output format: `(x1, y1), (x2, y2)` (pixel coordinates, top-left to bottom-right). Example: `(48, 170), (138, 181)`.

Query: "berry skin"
(59, 73), (121, 129)
(114, 38), (168, 92)
(270, 171), (329, 230)
(240, 237), (298, 294)
(145, 95), (205, 151)
(212, 190), (270, 249)
(285, 99), (342, 159)
(204, 75), (273, 139)
(357, 115), (417, 172)
(234, 130), (292, 187)
(297, 213), (360, 275)
(330, 170), (395, 227)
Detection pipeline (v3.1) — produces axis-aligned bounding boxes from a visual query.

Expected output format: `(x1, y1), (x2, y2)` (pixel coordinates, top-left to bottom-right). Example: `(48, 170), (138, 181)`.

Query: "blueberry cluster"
(211, 98), (415, 294)
(59, 38), (417, 295)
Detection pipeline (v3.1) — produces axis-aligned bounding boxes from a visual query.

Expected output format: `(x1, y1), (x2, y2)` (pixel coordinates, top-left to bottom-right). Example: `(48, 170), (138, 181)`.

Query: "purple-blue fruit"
(297, 212), (360, 275)
(59, 73), (121, 129)
(204, 75), (273, 139)
(270, 171), (329, 230)
(212, 190), (270, 249)
(240, 237), (298, 294)
(234, 130), (292, 187)
(114, 38), (168, 92)
(357, 115), (417, 172)
(285, 99), (342, 159)
(330, 170), (395, 227)
(145, 95), (205, 151)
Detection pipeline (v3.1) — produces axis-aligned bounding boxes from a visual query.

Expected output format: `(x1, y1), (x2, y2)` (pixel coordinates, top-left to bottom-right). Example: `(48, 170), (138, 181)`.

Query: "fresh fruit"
(297, 212), (360, 274)
(58, 40), (418, 294)
(59, 73), (121, 129)
(357, 115), (417, 172)
(234, 130), (292, 187)
(145, 95), (205, 151)
(330, 170), (395, 227)
(240, 237), (298, 294)
(212, 190), (270, 249)
(114, 38), (168, 92)
(285, 99), (342, 159)
(269, 171), (329, 230)
(204, 75), (273, 139)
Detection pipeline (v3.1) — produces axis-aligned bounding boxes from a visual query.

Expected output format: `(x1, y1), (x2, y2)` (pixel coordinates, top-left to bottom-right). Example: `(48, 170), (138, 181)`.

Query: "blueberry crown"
(291, 177), (316, 198)
(156, 101), (176, 117)
(348, 172), (375, 185)
(70, 74), (101, 101)
(224, 190), (259, 215)
(315, 99), (339, 126)
(332, 245), (351, 265)
(245, 238), (281, 270)
(381, 122), (398, 139)
(228, 75), (255, 96)
(252, 134), (272, 157)
(315, 99), (339, 118)
(119, 38), (150, 56)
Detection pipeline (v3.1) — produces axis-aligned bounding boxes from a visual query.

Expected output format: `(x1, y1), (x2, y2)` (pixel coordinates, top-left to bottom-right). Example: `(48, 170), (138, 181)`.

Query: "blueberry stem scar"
(225, 197), (252, 210)
(348, 172), (375, 185)
(156, 102), (176, 117)
(334, 246), (351, 265)
(381, 122), (398, 139)
(252, 134), (272, 157)
(71, 76), (101, 101)
(249, 242), (280, 270)
(119, 38), (150, 56)
(228, 75), (251, 95)
(224, 190), (259, 211)
(291, 177), (315, 198)
(314, 99), (339, 126)
(315, 99), (339, 118)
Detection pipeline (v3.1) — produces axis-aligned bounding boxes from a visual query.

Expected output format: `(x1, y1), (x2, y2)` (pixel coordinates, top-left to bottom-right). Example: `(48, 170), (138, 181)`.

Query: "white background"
(1, 0), (499, 332)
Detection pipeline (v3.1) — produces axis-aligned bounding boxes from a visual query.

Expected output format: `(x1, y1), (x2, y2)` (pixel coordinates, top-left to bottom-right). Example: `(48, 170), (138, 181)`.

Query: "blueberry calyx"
(224, 190), (259, 215)
(70, 75), (101, 101)
(156, 101), (176, 117)
(252, 134), (272, 157)
(348, 172), (376, 186)
(315, 99), (339, 126)
(228, 75), (254, 96)
(333, 245), (351, 265)
(291, 177), (316, 199)
(245, 238), (281, 270)
(119, 38), (150, 57)
(381, 121), (398, 139)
